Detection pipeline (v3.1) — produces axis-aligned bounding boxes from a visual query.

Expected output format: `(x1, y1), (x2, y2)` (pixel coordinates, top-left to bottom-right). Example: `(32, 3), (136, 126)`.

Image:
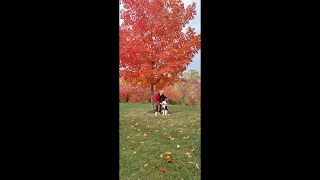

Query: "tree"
(176, 69), (200, 106)
(119, 78), (150, 103)
(183, 69), (200, 82)
(120, 0), (201, 111)
(163, 85), (181, 104)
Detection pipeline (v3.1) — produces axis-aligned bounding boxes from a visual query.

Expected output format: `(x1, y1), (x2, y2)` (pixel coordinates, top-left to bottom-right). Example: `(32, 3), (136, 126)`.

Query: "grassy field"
(120, 102), (201, 180)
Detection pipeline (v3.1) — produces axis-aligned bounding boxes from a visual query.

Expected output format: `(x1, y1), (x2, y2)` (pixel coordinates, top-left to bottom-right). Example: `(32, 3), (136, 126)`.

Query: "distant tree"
(176, 69), (200, 106)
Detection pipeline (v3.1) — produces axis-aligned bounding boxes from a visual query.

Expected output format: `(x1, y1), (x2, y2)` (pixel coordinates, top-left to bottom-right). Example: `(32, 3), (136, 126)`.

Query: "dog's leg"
(162, 107), (164, 115)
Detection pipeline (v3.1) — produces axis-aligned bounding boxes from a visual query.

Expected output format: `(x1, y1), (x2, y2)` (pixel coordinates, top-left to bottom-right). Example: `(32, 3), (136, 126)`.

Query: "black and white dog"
(161, 98), (169, 115)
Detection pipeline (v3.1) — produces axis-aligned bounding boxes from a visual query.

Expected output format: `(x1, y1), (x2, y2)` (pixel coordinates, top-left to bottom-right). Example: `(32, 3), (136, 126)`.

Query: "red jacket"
(152, 92), (161, 104)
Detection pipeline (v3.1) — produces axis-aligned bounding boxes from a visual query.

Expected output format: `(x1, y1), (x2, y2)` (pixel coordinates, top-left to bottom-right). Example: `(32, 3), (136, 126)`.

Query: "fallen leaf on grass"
(136, 133), (140, 136)
(140, 142), (144, 144)
(191, 147), (195, 152)
(187, 154), (192, 158)
(164, 152), (172, 155)
(177, 145), (180, 148)
(135, 123), (139, 125)
(183, 136), (190, 139)
(195, 163), (200, 170)
(127, 136), (130, 139)
(155, 130), (159, 133)
(164, 137), (174, 140)
(165, 155), (171, 160)
(182, 152), (191, 155)
(183, 162), (193, 164)
(133, 151), (137, 155)
(159, 154), (163, 158)
(143, 133), (148, 136)
(159, 168), (166, 173)
(144, 164), (148, 167)
(166, 159), (172, 163)
(132, 141), (135, 143)
(137, 129), (141, 132)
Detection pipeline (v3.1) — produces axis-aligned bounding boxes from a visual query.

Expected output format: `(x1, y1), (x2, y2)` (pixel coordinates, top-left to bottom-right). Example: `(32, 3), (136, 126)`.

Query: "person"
(153, 90), (164, 115)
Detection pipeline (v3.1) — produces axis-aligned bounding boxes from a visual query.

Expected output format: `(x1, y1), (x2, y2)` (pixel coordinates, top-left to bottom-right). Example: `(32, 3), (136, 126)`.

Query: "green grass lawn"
(120, 102), (201, 180)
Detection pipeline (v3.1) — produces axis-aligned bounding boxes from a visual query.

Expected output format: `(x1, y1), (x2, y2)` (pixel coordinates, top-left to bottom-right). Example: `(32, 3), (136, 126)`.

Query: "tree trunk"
(151, 84), (154, 111)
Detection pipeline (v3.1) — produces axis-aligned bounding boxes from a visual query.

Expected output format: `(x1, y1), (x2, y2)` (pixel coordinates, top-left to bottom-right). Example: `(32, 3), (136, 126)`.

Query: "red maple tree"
(120, 0), (201, 110)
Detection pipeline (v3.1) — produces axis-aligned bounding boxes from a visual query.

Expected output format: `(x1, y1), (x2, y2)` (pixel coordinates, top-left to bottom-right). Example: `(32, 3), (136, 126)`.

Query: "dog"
(161, 98), (169, 115)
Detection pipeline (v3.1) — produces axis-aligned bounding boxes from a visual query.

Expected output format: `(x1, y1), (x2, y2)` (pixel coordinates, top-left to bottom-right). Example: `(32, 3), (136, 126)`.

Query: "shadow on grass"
(147, 110), (180, 114)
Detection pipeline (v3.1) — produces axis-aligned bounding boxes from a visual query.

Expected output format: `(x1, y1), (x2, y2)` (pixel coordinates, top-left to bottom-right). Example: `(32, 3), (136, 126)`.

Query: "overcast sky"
(120, 0), (201, 74)
(183, 0), (201, 74)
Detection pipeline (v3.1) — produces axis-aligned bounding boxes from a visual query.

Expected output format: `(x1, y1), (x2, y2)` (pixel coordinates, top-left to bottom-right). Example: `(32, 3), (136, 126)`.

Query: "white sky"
(119, 0), (201, 74)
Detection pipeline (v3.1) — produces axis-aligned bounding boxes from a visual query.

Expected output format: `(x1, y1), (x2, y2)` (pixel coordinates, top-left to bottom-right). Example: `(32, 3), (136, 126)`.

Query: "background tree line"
(120, 69), (200, 107)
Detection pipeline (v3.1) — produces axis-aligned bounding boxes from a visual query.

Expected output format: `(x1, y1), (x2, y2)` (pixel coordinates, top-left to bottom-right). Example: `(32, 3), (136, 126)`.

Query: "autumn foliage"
(162, 85), (181, 104)
(120, 0), (201, 109)
(176, 69), (200, 106)
(120, 70), (200, 106)
(120, 79), (150, 103)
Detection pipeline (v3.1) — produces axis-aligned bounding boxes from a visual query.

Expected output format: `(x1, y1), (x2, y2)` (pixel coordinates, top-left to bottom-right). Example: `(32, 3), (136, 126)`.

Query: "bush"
(120, 84), (150, 103)
(119, 86), (130, 102)
(128, 86), (150, 103)
(119, 69), (201, 106)
(163, 85), (181, 105)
